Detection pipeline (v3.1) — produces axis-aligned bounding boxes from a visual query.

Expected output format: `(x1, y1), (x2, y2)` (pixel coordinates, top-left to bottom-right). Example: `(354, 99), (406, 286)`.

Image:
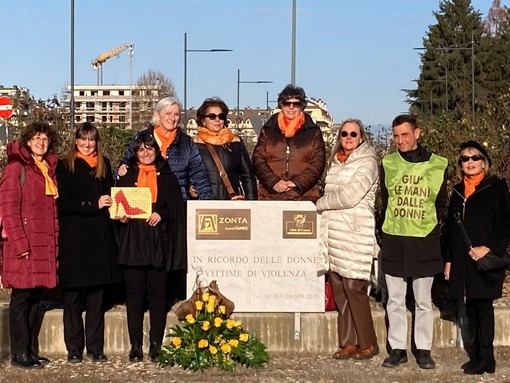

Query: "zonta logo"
(196, 209), (251, 240)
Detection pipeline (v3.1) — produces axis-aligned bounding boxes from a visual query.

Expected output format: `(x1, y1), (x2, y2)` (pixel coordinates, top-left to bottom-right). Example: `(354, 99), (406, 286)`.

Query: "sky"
(0, 0), (498, 128)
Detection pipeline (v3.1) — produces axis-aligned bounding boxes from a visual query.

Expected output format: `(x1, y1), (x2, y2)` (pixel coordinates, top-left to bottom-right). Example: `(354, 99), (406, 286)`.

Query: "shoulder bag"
(454, 212), (510, 271)
(205, 144), (245, 200)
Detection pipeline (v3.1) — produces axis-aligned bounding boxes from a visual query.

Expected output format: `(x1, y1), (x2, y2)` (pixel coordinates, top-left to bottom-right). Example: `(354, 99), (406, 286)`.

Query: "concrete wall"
(1, 303), (509, 355)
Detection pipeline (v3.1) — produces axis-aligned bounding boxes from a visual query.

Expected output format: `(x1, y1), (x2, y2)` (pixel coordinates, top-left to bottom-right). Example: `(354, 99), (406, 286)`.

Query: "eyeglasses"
(205, 113), (227, 121)
(282, 101), (302, 108)
(459, 155), (484, 162)
(31, 136), (49, 144)
(340, 131), (358, 138)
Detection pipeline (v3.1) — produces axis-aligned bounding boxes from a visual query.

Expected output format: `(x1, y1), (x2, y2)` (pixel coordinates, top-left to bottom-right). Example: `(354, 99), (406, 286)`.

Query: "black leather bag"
(476, 251), (510, 271)
(454, 212), (510, 271)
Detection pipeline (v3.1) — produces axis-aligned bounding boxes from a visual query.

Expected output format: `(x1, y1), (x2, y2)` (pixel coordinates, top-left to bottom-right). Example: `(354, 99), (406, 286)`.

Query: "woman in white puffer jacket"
(317, 119), (379, 361)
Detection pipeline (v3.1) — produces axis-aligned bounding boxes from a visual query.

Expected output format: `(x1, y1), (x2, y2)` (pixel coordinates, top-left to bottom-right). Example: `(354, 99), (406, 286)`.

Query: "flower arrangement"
(159, 290), (269, 371)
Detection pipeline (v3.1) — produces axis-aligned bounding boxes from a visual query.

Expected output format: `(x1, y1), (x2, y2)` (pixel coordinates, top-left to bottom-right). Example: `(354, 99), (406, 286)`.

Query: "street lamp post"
(236, 69), (273, 132)
(414, 32), (475, 122)
(183, 33), (232, 128)
(266, 91), (277, 110)
(128, 45), (135, 129)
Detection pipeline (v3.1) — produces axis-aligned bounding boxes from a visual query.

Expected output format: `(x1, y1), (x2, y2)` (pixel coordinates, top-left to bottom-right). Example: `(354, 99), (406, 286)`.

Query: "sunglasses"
(459, 155), (484, 163)
(340, 131), (358, 138)
(205, 113), (227, 121)
(282, 101), (302, 108)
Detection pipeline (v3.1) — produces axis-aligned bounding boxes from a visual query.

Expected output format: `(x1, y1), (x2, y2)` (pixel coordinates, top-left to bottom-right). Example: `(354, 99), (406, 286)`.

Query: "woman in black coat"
(57, 122), (123, 363)
(444, 140), (510, 375)
(192, 97), (257, 200)
(114, 132), (186, 363)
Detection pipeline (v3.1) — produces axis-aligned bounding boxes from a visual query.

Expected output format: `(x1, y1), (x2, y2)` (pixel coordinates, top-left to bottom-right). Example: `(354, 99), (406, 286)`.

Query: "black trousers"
(124, 266), (167, 346)
(63, 286), (105, 354)
(465, 298), (495, 362)
(9, 288), (44, 356)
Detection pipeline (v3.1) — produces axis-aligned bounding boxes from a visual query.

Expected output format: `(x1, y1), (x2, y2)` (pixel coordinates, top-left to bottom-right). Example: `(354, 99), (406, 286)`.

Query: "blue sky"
(0, 0), (496, 127)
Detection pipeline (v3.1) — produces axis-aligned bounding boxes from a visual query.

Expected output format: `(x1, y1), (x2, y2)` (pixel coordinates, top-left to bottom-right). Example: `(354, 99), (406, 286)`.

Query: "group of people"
(0, 83), (508, 376)
(0, 84), (326, 369)
(318, 113), (510, 376)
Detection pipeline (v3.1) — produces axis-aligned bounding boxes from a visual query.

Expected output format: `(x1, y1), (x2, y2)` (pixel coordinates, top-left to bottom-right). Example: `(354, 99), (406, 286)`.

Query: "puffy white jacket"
(316, 141), (379, 280)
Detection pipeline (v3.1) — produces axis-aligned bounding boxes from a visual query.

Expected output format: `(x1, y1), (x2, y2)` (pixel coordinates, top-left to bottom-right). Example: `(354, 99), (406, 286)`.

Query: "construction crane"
(92, 43), (134, 85)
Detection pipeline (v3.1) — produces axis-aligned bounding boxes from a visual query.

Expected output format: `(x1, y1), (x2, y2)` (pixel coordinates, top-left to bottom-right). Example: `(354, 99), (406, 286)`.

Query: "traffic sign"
(0, 96), (14, 119)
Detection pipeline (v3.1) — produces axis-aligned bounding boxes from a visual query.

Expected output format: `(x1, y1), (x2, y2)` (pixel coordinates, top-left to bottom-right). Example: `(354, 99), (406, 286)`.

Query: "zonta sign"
(196, 209), (251, 240)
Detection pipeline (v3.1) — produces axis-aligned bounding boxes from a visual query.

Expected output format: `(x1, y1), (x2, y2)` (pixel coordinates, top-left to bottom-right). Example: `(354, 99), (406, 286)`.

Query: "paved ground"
(1, 347), (510, 383)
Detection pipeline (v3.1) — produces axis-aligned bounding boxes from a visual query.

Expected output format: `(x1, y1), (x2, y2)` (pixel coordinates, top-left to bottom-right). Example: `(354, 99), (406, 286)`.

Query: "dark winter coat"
(193, 135), (257, 200)
(251, 113), (326, 202)
(121, 126), (214, 200)
(116, 158), (186, 271)
(380, 145), (448, 277)
(56, 157), (123, 288)
(443, 175), (510, 300)
(0, 141), (59, 289)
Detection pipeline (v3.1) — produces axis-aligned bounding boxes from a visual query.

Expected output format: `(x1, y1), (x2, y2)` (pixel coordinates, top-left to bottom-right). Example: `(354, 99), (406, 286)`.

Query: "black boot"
(129, 344), (143, 362)
(461, 358), (476, 370)
(464, 358), (496, 375)
(149, 342), (161, 363)
(416, 349), (436, 369)
(11, 353), (43, 369)
(382, 349), (407, 368)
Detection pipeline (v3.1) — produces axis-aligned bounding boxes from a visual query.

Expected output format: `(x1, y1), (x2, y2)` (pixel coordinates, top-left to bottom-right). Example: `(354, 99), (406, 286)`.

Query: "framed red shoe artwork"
(110, 187), (152, 219)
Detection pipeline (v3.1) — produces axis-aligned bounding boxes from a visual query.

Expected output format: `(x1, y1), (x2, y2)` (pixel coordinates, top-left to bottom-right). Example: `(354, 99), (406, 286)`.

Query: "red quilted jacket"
(0, 141), (59, 289)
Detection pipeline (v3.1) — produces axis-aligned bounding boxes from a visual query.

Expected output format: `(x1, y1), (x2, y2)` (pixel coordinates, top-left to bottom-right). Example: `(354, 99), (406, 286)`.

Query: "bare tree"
(132, 69), (177, 130)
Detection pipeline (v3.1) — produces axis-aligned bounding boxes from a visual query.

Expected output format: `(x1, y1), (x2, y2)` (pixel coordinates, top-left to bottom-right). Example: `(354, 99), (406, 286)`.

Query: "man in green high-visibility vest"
(380, 114), (448, 370)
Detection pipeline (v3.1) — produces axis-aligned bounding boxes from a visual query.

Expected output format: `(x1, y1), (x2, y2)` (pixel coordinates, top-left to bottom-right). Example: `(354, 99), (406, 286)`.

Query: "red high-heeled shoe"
(114, 190), (146, 216)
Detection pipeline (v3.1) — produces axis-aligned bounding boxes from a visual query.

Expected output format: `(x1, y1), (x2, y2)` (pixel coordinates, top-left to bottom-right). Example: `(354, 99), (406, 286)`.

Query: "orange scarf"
(137, 164), (158, 203)
(198, 127), (236, 145)
(32, 156), (59, 199)
(277, 112), (305, 138)
(464, 171), (485, 198)
(154, 126), (177, 159)
(336, 151), (349, 163)
(76, 151), (98, 168)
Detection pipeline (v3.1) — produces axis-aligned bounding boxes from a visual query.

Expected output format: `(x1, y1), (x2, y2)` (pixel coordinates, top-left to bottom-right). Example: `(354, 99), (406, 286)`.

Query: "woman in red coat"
(0, 121), (59, 369)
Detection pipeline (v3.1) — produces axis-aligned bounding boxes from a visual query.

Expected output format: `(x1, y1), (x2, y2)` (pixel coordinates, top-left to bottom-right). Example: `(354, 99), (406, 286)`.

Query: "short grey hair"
(151, 97), (181, 125)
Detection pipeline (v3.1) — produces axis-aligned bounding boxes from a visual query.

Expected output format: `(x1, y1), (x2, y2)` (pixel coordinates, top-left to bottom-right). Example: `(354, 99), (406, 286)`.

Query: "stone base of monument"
(1, 304), (510, 355)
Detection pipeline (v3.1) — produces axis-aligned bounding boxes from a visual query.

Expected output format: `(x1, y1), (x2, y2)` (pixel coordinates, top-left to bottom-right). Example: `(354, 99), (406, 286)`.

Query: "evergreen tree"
(408, 0), (484, 122)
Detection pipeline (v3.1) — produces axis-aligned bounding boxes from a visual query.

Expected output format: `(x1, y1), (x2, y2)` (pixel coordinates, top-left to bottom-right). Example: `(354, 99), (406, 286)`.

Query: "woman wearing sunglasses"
(252, 84), (325, 202)
(192, 97), (256, 200)
(443, 140), (510, 375)
(316, 119), (379, 361)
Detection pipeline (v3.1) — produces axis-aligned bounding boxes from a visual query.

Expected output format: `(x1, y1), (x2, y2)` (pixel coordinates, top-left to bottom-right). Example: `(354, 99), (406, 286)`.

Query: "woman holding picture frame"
(114, 132), (186, 363)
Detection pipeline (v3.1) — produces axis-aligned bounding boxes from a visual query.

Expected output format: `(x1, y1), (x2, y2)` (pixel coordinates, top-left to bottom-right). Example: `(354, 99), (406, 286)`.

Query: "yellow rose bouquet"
(159, 286), (268, 371)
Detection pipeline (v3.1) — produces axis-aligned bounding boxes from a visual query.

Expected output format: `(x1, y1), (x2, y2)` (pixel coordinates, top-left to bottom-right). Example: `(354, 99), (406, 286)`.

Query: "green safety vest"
(382, 151), (447, 237)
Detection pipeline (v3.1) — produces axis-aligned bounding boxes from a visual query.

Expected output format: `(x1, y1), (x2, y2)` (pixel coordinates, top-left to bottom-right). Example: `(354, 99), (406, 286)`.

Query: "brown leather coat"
(252, 113), (325, 202)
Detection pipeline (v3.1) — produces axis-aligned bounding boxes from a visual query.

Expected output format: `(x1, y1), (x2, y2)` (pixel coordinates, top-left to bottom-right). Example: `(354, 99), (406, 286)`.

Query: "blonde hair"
(327, 119), (370, 170)
(151, 97), (181, 126)
(455, 147), (492, 180)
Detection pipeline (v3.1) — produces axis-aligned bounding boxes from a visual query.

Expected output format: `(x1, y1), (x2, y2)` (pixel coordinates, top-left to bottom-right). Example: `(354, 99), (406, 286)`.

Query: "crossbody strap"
(205, 144), (237, 198)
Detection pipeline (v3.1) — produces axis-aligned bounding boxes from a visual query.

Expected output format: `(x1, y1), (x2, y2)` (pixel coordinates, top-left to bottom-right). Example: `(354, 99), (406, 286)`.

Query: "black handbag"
(454, 212), (510, 271)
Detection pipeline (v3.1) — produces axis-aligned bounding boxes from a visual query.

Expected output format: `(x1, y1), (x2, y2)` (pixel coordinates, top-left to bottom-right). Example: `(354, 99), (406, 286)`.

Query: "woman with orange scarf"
(0, 122), (59, 369)
(252, 84), (325, 202)
(57, 122), (123, 363)
(192, 97), (257, 200)
(444, 140), (510, 375)
(115, 133), (186, 363)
